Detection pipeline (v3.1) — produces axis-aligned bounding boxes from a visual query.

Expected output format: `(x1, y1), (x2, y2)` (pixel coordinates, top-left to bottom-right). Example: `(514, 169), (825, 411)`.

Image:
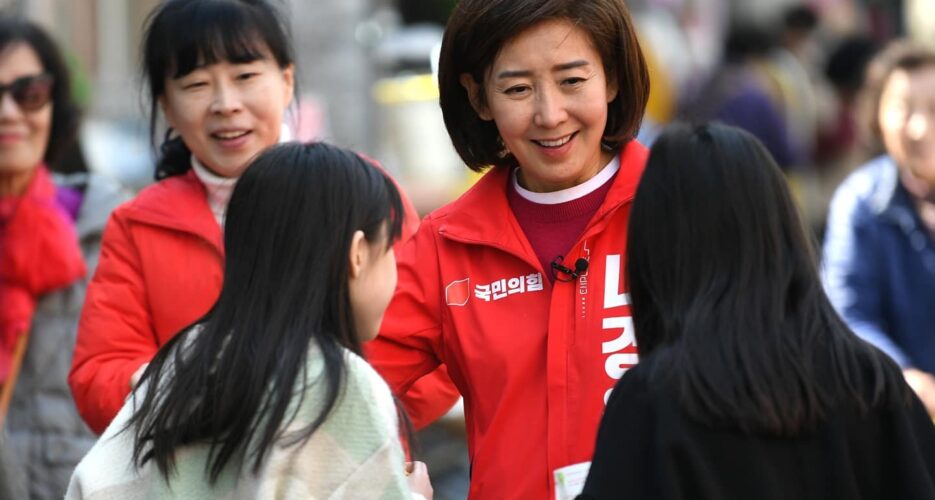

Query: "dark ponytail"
(155, 131), (193, 181)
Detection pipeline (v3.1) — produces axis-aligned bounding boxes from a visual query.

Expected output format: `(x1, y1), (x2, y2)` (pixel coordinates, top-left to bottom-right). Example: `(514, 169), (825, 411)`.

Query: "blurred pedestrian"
(581, 122), (935, 500)
(0, 16), (129, 499)
(776, 4), (821, 160)
(365, 0), (650, 497)
(813, 35), (879, 234)
(69, 0), (456, 435)
(680, 25), (805, 170)
(67, 142), (433, 499)
(823, 41), (935, 416)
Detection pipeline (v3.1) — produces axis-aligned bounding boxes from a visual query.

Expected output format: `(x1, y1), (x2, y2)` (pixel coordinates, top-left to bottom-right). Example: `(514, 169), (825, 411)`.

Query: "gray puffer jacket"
(2, 172), (129, 500)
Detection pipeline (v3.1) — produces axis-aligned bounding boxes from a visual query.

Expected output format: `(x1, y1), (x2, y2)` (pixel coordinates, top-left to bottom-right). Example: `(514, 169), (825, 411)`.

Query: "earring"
(497, 136), (511, 159)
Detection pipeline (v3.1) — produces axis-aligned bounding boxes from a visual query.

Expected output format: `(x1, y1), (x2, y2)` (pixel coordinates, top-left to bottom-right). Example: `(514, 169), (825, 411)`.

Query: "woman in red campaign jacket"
(69, 0), (456, 435)
(365, 0), (650, 497)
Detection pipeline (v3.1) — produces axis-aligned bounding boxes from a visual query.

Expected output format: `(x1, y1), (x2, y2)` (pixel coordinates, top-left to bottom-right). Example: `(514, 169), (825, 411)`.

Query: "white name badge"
(554, 461), (591, 500)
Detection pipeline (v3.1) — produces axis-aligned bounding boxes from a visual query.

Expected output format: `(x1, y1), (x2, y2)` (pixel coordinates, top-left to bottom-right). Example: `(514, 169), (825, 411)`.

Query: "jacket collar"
(120, 169), (224, 254)
(438, 140), (648, 251)
(871, 156), (925, 235)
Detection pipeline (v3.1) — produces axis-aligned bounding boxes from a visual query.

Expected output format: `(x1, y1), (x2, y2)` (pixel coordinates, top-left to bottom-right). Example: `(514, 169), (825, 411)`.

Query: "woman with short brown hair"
(366, 0), (649, 497)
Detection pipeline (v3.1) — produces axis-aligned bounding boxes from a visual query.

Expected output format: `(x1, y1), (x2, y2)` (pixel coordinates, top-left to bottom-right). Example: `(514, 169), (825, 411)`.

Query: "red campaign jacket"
(368, 141), (648, 499)
(70, 167), (457, 434)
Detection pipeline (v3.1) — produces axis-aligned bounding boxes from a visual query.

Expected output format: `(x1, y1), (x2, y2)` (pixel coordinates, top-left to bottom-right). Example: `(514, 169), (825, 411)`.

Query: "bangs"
(145, 0), (292, 82)
(169, 8), (270, 78)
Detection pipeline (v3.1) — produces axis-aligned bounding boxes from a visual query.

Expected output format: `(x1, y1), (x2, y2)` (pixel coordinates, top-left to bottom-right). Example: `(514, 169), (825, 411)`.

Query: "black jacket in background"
(579, 356), (935, 500)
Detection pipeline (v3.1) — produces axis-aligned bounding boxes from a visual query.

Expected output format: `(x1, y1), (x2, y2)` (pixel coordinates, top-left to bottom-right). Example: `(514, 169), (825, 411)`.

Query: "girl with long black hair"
(580, 123), (935, 500)
(67, 142), (432, 499)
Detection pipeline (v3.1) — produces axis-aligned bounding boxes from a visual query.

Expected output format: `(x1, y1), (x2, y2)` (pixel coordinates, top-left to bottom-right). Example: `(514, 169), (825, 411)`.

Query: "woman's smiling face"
(160, 49), (293, 178)
(879, 66), (935, 188)
(463, 19), (617, 193)
(0, 43), (52, 181)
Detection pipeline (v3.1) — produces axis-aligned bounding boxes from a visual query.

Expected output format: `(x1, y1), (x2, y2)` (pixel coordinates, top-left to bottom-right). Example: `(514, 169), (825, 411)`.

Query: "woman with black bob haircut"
(67, 142), (433, 499)
(69, 0), (436, 436)
(366, 0), (650, 497)
(580, 123), (935, 500)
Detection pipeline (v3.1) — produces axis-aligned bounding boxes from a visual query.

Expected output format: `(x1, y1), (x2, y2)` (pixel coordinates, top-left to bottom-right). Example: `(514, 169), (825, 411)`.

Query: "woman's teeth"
(214, 131), (249, 140)
(535, 134), (572, 147)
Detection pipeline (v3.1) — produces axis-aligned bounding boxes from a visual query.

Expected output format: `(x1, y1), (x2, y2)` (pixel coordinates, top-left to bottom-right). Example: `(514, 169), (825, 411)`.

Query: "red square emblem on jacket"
(445, 278), (470, 306)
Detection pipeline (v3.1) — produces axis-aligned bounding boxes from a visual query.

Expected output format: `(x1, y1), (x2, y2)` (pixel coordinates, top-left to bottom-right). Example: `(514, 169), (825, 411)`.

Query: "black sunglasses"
(0, 74), (53, 112)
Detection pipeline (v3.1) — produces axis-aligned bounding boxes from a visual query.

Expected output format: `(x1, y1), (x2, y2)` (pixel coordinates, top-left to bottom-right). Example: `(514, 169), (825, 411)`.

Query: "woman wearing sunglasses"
(0, 16), (128, 500)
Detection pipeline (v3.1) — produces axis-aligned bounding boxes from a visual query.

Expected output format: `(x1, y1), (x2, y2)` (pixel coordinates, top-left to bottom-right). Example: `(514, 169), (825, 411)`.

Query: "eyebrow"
(495, 60), (591, 80)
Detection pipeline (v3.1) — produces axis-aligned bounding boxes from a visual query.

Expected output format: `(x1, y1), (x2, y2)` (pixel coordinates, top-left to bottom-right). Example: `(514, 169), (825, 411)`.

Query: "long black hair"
(127, 142), (405, 482)
(627, 122), (908, 436)
(141, 0), (295, 180)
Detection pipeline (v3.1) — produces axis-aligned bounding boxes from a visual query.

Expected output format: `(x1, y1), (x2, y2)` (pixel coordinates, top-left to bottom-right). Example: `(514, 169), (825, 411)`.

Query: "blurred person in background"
(0, 16), (129, 499)
(768, 4), (828, 231)
(68, 0), (457, 436)
(680, 24), (806, 171)
(813, 35), (879, 235)
(816, 35), (879, 167)
(67, 143), (433, 500)
(823, 41), (935, 417)
(775, 4), (821, 163)
(581, 122), (935, 500)
(365, 0), (650, 497)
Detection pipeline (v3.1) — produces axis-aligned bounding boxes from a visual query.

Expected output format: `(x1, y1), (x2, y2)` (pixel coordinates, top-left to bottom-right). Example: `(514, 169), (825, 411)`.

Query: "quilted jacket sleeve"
(69, 211), (157, 434)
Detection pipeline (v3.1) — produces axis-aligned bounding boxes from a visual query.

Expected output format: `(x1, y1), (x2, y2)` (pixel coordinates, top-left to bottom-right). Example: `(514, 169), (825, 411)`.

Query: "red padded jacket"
(70, 167), (458, 433)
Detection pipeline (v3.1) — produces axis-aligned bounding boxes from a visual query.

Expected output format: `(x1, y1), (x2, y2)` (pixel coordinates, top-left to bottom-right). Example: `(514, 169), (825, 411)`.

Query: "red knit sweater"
(507, 167), (617, 282)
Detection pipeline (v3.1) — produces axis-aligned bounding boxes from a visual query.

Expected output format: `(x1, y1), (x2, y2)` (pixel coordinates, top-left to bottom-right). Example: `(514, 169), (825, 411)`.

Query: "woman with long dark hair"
(67, 142), (432, 499)
(580, 123), (935, 499)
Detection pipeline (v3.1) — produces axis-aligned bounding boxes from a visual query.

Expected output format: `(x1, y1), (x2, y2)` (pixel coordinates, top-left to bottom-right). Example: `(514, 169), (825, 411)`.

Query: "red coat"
(70, 168), (456, 434)
(367, 141), (648, 499)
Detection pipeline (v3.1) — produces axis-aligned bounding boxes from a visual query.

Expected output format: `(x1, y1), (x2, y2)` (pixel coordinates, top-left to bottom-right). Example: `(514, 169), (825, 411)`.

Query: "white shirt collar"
(512, 154), (620, 205)
(189, 122), (295, 228)
(190, 156), (237, 228)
